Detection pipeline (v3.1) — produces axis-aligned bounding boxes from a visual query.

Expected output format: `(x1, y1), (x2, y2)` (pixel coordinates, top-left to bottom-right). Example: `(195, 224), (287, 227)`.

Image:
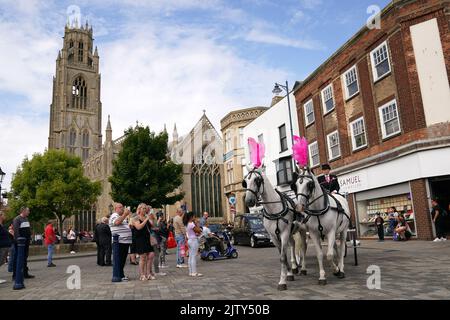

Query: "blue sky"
(0, 0), (390, 190)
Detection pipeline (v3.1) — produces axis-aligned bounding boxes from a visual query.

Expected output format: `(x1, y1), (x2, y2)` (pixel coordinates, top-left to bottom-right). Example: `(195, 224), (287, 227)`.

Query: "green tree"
(109, 125), (184, 209)
(8, 149), (101, 233)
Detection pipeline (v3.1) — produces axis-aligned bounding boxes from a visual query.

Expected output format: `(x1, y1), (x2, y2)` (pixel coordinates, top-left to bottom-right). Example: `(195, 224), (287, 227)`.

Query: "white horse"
(243, 164), (303, 290)
(292, 167), (351, 285)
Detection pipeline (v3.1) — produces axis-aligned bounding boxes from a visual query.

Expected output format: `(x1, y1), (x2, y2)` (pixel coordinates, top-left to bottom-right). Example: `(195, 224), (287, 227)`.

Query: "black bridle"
(242, 168), (300, 241)
(291, 170), (330, 217)
(242, 169), (265, 199)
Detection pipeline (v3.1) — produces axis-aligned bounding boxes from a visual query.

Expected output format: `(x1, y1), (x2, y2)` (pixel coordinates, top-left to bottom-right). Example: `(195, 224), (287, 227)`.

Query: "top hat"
(321, 164), (331, 170)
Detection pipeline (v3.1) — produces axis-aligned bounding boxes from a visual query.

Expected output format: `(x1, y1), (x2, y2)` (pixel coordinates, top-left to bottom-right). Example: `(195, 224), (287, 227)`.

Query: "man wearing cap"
(318, 164), (340, 194)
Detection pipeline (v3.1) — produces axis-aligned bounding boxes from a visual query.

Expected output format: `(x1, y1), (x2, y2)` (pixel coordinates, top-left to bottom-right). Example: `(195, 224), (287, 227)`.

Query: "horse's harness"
(294, 172), (351, 240)
(242, 169), (299, 242)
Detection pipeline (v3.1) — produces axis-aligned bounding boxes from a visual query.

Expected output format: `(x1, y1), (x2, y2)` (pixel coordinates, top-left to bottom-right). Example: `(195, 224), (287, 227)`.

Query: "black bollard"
(111, 234), (121, 282)
(13, 237), (26, 290)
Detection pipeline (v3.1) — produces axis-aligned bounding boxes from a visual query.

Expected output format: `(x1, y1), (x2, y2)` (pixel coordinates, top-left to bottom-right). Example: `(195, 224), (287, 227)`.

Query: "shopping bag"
(167, 231), (177, 249)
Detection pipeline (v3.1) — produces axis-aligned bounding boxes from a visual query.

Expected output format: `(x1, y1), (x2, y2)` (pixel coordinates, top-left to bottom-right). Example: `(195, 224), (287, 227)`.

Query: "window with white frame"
(327, 131), (340, 160)
(371, 41), (391, 81)
(304, 99), (315, 126)
(321, 84), (335, 114)
(379, 99), (401, 138)
(343, 66), (359, 99)
(308, 142), (319, 167)
(225, 130), (232, 152)
(350, 117), (367, 150)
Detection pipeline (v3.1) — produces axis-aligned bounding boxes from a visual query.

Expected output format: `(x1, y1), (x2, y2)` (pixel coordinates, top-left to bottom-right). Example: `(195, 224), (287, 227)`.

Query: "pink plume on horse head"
(292, 135), (309, 167)
(248, 137), (265, 168)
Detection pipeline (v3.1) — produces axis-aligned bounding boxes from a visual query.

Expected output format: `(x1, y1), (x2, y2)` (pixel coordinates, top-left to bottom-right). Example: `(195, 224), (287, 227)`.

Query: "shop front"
(338, 148), (450, 240)
(353, 183), (416, 239)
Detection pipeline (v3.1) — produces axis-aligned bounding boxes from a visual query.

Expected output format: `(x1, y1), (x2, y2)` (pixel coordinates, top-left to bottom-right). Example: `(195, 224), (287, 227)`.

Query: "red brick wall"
(333, 78), (351, 158)
(293, 0), (449, 176)
(389, 31), (417, 134)
(410, 179), (433, 240)
(357, 57), (379, 147)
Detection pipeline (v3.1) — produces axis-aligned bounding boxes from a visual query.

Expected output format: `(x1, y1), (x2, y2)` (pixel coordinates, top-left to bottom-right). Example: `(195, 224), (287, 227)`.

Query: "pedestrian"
(12, 207), (34, 280)
(185, 212), (202, 277)
(94, 217), (112, 266)
(157, 212), (169, 269)
(200, 211), (209, 228)
(148, 207), (166, 277)
(387, 207), (398, 236)
(0, 211), (12, 284)
(62, 229), (67, 243)
(375, 213), (384, 242)
(109, 203), (132, 281)
(431, 198), (447, 242)
(173, 208), (188, 268)
(394, 215), (412, 241)
(67, 227), (77, 254)
(7, 224), (15, 273)
(44, 220), (56, 267)
(131, 203), (154, 281)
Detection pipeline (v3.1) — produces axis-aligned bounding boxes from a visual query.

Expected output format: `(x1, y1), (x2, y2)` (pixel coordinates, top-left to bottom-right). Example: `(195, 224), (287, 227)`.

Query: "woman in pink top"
(185, 212), (202, 277)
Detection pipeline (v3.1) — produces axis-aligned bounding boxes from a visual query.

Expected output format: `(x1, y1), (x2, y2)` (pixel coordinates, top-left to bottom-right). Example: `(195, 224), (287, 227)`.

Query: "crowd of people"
(104, 203), (209, 281)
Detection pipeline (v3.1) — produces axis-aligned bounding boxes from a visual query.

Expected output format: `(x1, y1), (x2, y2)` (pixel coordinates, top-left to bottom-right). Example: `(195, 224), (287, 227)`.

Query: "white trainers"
(442, 238), (447, 241)
(70, 251), (76, 254)
(176, 264), (188, 268)
(155, 272), (167, 276)
(0, 279), (6, 284)
(433, 238), (442, 242)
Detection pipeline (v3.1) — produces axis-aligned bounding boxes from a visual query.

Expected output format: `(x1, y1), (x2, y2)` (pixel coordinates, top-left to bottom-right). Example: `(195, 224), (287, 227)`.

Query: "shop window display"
(358, 194), (416, 238)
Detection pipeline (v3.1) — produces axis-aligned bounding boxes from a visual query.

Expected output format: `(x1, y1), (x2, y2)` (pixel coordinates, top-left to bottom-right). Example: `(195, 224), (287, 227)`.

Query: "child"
(375, 213), (384, 242)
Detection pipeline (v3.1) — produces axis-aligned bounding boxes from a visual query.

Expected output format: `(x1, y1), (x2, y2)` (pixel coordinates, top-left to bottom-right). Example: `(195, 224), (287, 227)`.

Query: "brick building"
(294, 0), (450, 240)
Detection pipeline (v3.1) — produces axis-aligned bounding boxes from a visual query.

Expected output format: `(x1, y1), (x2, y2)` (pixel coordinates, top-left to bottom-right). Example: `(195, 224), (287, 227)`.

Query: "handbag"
(167, 231), (177, 249)
(146, 223), (158, 247)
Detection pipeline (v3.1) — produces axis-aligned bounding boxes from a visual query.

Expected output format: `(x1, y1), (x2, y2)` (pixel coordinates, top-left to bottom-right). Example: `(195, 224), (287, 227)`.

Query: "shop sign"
(339, 171), (368, 193)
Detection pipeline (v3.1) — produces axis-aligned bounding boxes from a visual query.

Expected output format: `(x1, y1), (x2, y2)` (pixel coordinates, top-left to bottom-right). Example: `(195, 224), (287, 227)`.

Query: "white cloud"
(100, 21), (287, 138)
(245, 26), (323, 50)
(0, 115), (49, 192)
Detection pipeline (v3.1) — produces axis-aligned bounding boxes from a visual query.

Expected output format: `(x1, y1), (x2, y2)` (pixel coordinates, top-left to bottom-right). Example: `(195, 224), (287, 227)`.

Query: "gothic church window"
(72, 77), (87, 109)
(69, 129), (76, 154)
(82, 130), (89, 161)
(78, 42), (84, 62)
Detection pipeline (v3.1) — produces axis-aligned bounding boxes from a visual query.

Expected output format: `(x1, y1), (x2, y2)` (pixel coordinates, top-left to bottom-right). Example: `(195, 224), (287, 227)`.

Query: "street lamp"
(0, 167), (5, 206)
(272, 81), (294, 145)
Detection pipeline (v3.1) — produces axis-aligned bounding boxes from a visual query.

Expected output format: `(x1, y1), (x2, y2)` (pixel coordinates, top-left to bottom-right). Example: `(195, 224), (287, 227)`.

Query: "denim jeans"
(188, 238), (199, 275)
(47, 244), (55, 265)
(175, 234), (185, 265)
(8, 244), (15, 272)
(159, 236), (167, 265)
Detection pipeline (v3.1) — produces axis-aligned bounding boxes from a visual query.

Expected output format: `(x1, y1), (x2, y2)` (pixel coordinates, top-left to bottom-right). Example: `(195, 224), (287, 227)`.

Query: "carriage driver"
(318, 164), (340, 194)
(318, 164), (344, 213)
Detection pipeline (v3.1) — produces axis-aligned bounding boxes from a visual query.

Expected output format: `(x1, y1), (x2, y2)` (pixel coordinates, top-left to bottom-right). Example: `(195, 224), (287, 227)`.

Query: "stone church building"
(48, 23), (225, 229)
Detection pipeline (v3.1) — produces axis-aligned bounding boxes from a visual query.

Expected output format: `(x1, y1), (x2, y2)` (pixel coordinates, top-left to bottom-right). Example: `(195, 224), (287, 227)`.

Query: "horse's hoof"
(300, 270), (307, 276)
(287, 275), (295, 281)
(318, 279), (327, 285)
(277, 284), (287, 291)
(333, 271), (345, 279)
(292, 268), (299, 275)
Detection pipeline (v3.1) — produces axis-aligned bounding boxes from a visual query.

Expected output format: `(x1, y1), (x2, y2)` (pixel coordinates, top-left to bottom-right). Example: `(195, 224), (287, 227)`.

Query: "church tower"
(48, 21), (102, 162)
